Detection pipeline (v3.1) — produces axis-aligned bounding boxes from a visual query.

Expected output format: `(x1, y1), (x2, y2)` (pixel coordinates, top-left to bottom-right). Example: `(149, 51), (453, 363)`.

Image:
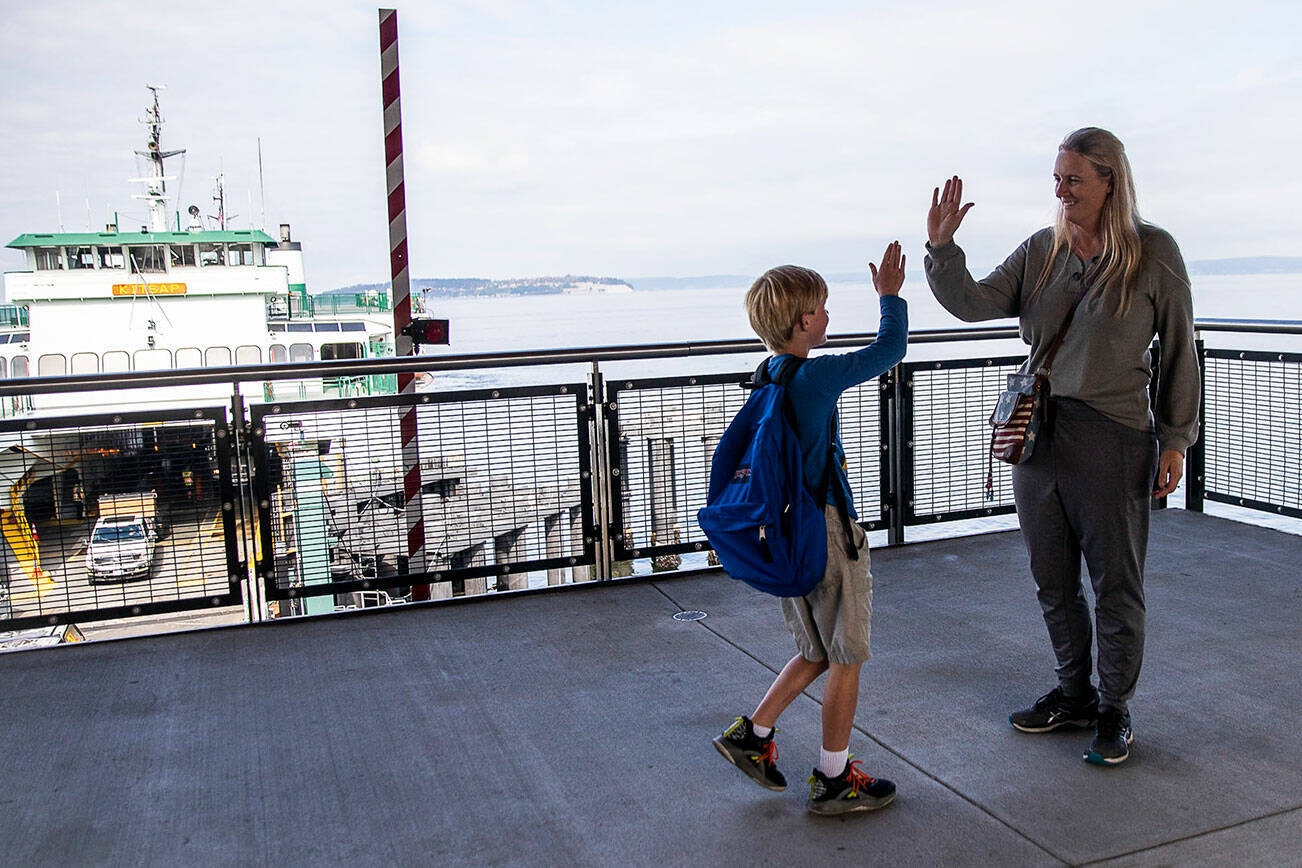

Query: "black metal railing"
(0, 320), (1295, 632)
(1199, 348), (1302, 519)
(0, 407), (240, 628)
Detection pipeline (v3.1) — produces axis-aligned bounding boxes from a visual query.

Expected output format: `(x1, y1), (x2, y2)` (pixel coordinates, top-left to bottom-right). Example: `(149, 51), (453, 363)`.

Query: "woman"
(924, 127), (1199, 766)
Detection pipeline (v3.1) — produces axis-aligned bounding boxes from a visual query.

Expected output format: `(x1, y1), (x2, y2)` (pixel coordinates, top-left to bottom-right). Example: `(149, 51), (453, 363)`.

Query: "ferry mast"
(132, 85), (185, 232)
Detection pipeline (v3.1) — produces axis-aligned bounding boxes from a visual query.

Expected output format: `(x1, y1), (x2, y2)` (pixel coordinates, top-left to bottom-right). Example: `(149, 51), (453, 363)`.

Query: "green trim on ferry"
(6, 229), (278, 248)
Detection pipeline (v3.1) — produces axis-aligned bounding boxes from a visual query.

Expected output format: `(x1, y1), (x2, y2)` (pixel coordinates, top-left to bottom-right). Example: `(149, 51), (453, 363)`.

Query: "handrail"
(0, 318), (1294, 397)
(1195, 318), (1302, 335)
(0, 326), (1020, 396)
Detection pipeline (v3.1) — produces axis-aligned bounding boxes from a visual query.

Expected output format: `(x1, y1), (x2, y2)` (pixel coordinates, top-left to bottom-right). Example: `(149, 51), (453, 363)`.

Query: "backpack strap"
(750, 355), (860, 561)
(747, 354), (804, 389)
(817, 411), (860, 562)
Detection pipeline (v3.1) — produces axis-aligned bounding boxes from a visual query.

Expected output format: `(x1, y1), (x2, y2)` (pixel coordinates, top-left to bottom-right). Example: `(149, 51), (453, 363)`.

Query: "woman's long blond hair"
(1032, 127), (1144, 315)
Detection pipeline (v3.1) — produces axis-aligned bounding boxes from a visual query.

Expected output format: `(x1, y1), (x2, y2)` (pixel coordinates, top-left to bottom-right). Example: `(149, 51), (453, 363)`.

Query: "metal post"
(229, 383), (264, 623)
(378, 9), (427, 595)
(586, 362), (613, 580)
(1149, 341), (1166, 511)
(885, 365), (907, 546)
(1186, 336), (1207, 512)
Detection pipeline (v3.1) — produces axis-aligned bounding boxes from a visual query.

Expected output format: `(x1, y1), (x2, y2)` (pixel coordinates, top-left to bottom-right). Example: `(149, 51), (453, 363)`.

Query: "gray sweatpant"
(1012, 397), (1159, 711)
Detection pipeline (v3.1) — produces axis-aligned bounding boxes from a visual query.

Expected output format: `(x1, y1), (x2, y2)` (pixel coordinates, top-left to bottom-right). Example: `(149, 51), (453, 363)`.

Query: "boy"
(712, 241), (908, 815)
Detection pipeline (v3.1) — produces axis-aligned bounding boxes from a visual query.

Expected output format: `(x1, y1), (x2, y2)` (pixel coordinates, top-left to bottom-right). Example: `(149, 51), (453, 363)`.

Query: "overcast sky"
(2, 0), (1299, 291)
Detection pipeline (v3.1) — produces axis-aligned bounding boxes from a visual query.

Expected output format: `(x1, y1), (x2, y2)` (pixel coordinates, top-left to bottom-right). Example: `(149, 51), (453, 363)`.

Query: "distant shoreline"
(322, 256), (1302, 296)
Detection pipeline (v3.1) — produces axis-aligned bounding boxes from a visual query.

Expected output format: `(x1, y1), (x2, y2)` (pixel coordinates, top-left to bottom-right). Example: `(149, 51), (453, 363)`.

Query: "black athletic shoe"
(1009, 686), (1099, 733)
(807, 758), (896, 815)
(1084, 707), (1134, 766)
(712, 716), (786, 791)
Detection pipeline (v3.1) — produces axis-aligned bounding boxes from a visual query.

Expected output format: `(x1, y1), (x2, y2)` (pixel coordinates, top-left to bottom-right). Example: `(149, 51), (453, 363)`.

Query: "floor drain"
(673, 610), (707, 622)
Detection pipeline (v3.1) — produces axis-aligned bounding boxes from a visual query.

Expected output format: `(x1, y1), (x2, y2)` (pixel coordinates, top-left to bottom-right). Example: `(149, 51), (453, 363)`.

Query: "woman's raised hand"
(928, 176), (975, 248)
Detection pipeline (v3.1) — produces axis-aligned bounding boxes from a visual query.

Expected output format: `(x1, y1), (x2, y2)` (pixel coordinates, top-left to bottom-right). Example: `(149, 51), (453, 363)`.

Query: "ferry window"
(133, 349), (172, 370)
(321, 342), (363, 361)
(11, 356), (29, 378)
(102, 351), (129, 372)
(229, 244), (254, 266)
(199, 243), (226, 266)
(269, 344), (288, 364)
(288, 343), (314, 363)
(129, 245), (167, 273)
(38, 354), (68, 376)
(170, 245), (197, 268)
(34, 247), (63, 270)
(175, 347), (202, 368)
(235, 345), (262, 365)
(97, 246), (125, 269)
(204, 347), (233, 367)
(71, 352), (99, 374)
(68, 247), (96, 270)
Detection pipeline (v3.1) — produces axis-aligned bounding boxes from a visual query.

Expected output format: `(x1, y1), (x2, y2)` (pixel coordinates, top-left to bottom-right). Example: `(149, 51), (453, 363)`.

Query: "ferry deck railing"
(0, 319), (1296, 633)
(268, 291), (394, 321)
(0, 304), (29, 329)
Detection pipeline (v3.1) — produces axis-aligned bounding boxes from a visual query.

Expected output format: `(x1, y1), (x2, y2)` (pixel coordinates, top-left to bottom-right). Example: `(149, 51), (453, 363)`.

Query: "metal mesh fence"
(1203, 351), (1302, 517)
(609, 374), (748, 559)
(609, 372), (885, 560)
(833, 379), (885, 527)
(4, 333), (1299, 631)
(251, 384), (594, 602)
(904, 358), (1023, 522)
(0, 408), (239, 629)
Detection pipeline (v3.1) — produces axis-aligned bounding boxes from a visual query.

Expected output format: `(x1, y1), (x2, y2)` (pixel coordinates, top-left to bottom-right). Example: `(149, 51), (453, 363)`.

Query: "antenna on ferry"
(131, 84), (186, 233)
(209, 171), (237, 230)
(257, 137), (267, 230)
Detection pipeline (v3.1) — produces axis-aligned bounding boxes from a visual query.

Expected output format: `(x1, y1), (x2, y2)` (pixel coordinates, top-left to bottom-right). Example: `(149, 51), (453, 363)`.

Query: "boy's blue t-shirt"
(766, 294), (908, 518)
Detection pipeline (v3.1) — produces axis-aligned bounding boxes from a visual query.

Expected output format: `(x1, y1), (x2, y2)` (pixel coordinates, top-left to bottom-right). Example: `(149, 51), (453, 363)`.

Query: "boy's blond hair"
(744, 265), (828, 352)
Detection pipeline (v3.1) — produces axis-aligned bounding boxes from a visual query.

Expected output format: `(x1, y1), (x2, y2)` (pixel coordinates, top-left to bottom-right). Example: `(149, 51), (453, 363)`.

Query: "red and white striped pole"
(379, 8), (428, 595)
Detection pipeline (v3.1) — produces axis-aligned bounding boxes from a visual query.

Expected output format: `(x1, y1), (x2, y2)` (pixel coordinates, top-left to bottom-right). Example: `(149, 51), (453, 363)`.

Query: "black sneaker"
(1084, 707), (1133, 766)
(712, 716), (786, 791)
(807, 758), (896, 815)
(1009, 686), (1099, 733)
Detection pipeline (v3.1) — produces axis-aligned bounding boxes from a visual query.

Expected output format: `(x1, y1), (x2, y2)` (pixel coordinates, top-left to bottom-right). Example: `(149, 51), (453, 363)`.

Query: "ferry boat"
(1, 86), (402, 416)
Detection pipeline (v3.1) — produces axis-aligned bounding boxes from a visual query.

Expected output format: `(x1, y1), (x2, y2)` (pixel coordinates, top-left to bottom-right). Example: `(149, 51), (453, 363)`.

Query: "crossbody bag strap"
(1038, 263), (1100, 376)
(984, 264), (1100, 502)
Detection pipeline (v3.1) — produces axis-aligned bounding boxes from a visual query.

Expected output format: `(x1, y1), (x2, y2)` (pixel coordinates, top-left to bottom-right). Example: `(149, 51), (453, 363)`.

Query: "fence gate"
(247, 384), (597, 608)
(0, 406), (242, 630)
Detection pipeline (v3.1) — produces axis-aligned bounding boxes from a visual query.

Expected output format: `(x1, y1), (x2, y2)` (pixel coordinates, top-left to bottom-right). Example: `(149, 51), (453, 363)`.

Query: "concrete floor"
(0, 509), (1298, 867)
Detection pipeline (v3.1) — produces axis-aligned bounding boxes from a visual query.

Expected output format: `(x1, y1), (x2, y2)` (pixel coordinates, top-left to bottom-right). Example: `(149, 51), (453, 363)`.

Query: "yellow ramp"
(3, 472), (54, 598)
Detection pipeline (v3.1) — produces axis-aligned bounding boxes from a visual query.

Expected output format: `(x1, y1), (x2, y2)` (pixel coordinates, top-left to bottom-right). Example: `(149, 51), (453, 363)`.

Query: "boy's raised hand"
(928, 175), (975, 247)
(869, 241), (906, 296)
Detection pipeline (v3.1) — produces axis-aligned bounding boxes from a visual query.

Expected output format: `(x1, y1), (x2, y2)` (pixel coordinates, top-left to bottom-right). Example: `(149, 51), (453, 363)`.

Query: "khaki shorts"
(781, 504), (872, 665)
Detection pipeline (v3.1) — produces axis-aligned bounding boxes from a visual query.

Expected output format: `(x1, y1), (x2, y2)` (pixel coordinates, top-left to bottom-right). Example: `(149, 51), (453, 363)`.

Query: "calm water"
(418, 272), (1302, 386)
(415, 271), (1302, 540)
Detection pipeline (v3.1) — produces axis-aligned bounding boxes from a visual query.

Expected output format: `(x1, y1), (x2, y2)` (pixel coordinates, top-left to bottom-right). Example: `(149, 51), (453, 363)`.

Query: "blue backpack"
(697, 356), (857, 597)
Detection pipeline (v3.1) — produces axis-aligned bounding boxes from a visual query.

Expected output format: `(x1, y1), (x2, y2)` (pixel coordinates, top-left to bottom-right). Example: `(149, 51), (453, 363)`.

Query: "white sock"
(751, 722), (772, 739)
(819, 748), (848, 778)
